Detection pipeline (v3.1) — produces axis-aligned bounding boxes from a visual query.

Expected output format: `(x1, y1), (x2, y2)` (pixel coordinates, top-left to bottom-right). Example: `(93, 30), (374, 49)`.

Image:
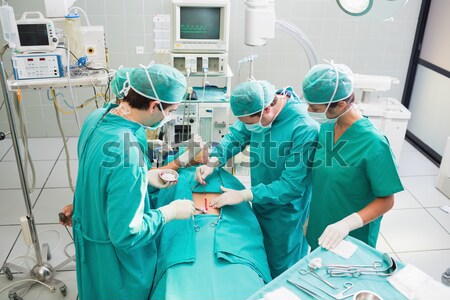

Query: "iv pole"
(0, 51), (68, 299)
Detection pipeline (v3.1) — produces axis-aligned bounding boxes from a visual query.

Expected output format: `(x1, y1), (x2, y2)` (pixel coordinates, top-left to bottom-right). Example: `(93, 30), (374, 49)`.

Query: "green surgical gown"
(211, 98), (319, 277)
(151, 168), (271, 300)
(306, 117), (404, 250)
(73, 103), (165, 300)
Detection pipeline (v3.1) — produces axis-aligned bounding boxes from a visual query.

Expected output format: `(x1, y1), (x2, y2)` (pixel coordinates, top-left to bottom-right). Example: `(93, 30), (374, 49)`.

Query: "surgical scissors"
(298, 268), (338, 289)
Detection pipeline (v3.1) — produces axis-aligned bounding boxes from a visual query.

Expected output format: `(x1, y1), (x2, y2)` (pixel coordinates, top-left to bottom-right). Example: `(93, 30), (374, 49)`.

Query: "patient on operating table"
(150, 167), (271, 300)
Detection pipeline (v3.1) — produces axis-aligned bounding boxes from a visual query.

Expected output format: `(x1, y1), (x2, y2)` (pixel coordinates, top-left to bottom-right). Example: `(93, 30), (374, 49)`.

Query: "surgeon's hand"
(158, 199), (195, 223)
(147, 169), (176, 189)
(59, 204), (73, 227)
(195, 164), (214, 185)
(175, 134), (208, 167)
(195, 156), (220, 184)
(210, 186), (253, 208)
(318, 213), (363, 250)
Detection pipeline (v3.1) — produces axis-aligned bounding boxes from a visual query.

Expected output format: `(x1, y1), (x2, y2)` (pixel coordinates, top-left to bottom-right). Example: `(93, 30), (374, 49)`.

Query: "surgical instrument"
(298, 268), (338, 289)
(195, 207), (208, 214)
(327, 254), (398, 277)
(289, 280), (355, 300)
(286, 279), (324, 300)
(58, 212), (68, 224)
(311, 281), (355, 300)
(323, 261), (383, 270)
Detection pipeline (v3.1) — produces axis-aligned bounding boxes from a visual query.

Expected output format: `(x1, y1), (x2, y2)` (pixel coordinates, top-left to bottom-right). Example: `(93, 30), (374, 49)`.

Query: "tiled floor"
(0, 137), (78, 300)
(380, 141), (450, 283)
(0, 138), (449, 299)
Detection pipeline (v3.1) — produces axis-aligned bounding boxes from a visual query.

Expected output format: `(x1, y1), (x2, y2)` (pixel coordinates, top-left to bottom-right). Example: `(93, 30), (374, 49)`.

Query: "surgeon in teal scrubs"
(303, 62), (404, 251)
(71, 64), (195, 300)
(195, 81), (319, 278)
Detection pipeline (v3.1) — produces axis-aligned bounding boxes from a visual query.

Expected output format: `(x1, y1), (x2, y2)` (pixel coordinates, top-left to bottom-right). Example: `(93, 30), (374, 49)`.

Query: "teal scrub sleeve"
(366, 143), (404, 197)
(211, 121), (251, 166)
(105, 145), (165, 250)
(251, 124), (318, 205)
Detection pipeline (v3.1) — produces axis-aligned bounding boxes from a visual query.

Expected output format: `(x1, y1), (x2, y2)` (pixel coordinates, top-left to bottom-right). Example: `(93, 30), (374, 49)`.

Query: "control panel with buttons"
(12, 53), (64, 80)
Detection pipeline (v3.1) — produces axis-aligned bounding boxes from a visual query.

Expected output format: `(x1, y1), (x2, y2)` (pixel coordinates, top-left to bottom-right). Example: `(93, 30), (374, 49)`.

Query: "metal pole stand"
(0, 60), (70, 299)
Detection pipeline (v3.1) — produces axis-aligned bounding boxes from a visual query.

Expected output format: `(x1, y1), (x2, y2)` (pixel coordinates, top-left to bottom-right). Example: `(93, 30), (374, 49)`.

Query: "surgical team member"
(72, 64), (195, 300)
(303, 63), (403, 251)
(196, 81), (319, 277)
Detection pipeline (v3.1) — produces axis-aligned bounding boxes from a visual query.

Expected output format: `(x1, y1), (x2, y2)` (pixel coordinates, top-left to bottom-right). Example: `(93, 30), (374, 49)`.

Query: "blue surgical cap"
(302, 63), (354, 104)
(230, 80), (276, 117)
(112, 64), (187, 103)
(130, 64), (187, 103)
(111, 67), (134, 99)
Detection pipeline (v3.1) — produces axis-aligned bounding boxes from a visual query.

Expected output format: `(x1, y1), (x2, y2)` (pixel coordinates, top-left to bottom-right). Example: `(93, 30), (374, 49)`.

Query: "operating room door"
(403, 0), (450, 163)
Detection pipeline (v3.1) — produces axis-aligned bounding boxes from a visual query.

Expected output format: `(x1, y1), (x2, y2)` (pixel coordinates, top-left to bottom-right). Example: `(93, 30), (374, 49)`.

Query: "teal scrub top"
(306, 117), (404, 250)
(211, 96), (319, 277)
(73, 103), (165, 300)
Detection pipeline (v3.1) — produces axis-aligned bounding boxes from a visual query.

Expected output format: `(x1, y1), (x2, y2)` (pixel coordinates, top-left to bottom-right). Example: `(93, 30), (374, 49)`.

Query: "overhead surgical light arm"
(244, 0), (318, 68)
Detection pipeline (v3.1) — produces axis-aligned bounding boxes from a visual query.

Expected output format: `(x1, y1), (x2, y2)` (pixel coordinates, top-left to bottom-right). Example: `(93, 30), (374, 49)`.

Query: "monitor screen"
(17, 24), (49, 46)
(180, 7), (221, 40)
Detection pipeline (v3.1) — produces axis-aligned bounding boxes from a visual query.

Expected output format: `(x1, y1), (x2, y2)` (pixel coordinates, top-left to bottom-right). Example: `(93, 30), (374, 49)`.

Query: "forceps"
(287, 280), (355, 300)
(298, 268), (337, 289)
(286, 280), (324, 300)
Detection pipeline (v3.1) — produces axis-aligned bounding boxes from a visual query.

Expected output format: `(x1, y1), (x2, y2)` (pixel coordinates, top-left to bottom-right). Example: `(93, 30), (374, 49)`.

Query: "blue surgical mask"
(244, 122), (271, 133)
(144, 102), (172, 130)
(308, 104), (352, 125)
(308, 111), (330, 124)
(244, 105), (273, 133)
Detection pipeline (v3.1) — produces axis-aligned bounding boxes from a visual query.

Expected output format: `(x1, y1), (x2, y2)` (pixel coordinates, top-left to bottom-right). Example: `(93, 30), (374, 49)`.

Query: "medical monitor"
(172, 0), (230, 53)
(15, 12), (58, 53)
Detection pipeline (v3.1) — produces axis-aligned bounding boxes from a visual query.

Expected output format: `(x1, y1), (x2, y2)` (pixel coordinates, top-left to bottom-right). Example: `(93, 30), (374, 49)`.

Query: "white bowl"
(353, 290), (383, 300)
(159, 169), (179, 182)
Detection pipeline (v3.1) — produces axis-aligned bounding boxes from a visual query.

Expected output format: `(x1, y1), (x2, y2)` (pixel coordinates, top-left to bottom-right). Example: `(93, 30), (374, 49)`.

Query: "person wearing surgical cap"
(66, 64), (196, 300)
(194, 80), (319, 278)
(302, 62), (403, 251)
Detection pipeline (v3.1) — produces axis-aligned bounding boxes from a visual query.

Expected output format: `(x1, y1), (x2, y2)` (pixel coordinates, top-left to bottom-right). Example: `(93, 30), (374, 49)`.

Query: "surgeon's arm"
(358, 195), (394, 225)
(210, 121), (251, 166)
(319, 145), (402, 250)
(251, 124), (318, 206)
(318, 195), (394, 249)
(106, 148), (165, 250)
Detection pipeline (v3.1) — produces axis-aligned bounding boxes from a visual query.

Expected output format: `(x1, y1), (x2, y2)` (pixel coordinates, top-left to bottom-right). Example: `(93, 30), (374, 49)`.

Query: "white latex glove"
(318, 213), (363, 250)
(147, 169), (175, 189)
(209, 186), (253, 208)
(194, 157), (220, 184)
(158, 199), (196, 223)
(175, 134), (207, 167)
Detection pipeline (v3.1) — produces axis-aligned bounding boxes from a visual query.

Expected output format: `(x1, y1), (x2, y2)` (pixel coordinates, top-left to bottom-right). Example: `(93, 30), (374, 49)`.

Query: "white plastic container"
(356, 97), (411, 162)
(0, 5), (18, 48)
(64, 14), (84, 61)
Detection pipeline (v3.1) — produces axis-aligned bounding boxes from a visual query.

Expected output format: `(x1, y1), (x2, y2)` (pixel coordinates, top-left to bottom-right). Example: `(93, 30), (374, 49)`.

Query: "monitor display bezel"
(172, 0), (230, 53)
